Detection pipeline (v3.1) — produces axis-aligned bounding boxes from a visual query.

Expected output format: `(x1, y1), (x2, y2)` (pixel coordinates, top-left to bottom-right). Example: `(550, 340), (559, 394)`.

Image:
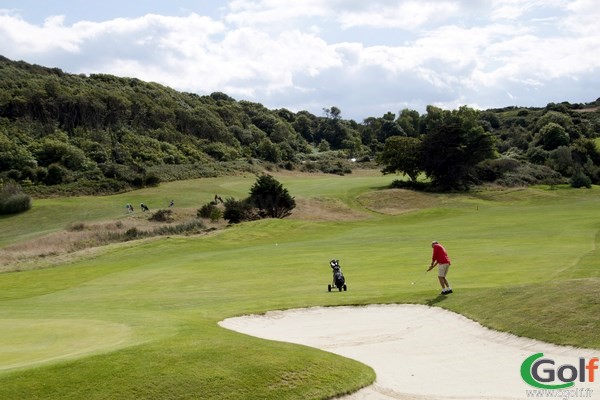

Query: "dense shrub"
(537, 122), (570, 150)
(144, 173), (161, 187)
(197, 202), (223, 221)
(0, 181), (31, 215)
(495, 163), (564, 186)
(223, 198), (255, 223)
(124, 227), (142, 240)
(0, 192), (32, 214)
(149, 209), (174, 222)
(474, 158), (521, 182)
(526, 147), (550, 164)
(209, 208), (223, 222)
(570, 171), (592, 188)
(198, 202), (218, 218)
(45, 163), (72, 185)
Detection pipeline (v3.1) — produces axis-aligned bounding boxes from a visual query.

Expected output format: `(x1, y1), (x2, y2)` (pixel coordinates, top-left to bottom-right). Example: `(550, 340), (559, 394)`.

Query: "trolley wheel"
(328, 284), (332, 292)
(343, 284), (347, 291)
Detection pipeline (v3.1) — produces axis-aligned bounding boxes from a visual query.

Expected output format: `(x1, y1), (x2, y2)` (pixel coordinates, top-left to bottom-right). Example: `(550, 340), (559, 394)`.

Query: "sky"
(0, 0), (599, 121)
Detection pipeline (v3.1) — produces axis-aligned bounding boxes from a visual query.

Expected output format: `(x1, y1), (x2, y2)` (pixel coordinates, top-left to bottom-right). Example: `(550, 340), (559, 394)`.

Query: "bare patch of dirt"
(357, 189), (439, 215)
(289, 198), (368, 221)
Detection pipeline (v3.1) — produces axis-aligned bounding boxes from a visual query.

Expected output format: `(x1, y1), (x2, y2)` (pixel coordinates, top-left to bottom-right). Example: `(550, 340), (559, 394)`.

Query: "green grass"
(1, 172), (599, 399)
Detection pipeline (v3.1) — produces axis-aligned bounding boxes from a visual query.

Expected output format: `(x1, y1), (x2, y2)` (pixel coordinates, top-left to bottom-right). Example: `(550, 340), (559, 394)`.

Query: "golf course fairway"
(1, 171), (599, 399)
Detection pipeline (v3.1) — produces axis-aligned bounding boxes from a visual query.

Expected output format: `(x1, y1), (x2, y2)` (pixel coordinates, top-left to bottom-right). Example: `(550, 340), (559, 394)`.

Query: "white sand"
(219, 304), (599, 400)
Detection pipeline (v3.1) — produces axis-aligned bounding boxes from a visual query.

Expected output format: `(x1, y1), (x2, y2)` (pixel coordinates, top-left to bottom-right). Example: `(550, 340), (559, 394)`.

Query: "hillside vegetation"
(1, 55), (599, 198)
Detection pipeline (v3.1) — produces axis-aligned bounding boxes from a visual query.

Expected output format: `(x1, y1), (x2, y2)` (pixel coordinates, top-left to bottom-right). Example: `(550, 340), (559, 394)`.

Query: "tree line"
(1, 55), (599, 203)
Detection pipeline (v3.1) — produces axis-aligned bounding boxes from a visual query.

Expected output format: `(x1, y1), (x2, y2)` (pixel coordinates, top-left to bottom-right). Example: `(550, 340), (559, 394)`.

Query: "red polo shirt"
(432, 243), (451, 264)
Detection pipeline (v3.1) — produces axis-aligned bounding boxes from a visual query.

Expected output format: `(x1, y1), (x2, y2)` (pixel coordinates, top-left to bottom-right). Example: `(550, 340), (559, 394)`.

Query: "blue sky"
(1, 0), (599, 121)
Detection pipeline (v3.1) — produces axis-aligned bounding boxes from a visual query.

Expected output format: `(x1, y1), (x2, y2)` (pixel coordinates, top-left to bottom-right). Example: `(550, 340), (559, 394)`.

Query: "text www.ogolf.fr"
(525, 388), (594, 399)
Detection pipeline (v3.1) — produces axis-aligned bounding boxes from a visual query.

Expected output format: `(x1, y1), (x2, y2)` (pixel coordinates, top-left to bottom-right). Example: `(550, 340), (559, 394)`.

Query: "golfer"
(427, 241), (452, 295)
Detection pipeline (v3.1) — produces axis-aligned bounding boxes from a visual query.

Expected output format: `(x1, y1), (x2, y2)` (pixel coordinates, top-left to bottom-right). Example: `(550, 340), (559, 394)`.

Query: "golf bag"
(329, 259), (346, 290)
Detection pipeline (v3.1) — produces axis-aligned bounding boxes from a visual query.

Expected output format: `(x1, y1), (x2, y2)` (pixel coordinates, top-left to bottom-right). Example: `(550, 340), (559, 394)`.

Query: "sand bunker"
(220, 304), (599, 400)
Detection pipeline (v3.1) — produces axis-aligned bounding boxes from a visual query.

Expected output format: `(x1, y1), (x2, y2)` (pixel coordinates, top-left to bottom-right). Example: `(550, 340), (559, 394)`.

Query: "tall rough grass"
(0, 216), (207, 271)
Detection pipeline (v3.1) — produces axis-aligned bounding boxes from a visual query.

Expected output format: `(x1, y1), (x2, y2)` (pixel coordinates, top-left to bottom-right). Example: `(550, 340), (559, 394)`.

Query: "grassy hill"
(1, 55), (600, 198)
(0, 171), (599, 399)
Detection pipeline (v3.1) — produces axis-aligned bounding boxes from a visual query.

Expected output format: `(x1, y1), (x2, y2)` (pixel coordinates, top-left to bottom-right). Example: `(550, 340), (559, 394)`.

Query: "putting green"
(0, 318), (134, 371)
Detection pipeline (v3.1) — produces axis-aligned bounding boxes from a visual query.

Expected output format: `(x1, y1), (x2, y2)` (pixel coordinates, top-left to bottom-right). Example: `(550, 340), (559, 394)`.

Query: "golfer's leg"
(441, 277), (449, 288)
(437, 276), (445, 289)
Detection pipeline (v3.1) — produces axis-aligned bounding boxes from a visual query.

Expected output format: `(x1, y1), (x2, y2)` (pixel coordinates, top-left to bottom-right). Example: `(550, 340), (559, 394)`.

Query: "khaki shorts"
(438, 263), (450, 277)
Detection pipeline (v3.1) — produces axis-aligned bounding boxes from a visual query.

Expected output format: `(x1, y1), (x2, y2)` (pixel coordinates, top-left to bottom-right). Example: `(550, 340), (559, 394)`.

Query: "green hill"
(1, 55), (599, 197)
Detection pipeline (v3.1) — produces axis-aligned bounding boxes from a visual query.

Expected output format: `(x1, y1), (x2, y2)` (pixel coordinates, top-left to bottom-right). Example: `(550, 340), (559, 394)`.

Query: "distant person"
(214, 194), (223, 204)
(140, 203), (149, 212)
(169, 199), (174, 207)
(427, 241), (453, 295)
(125, 203), (132, 213)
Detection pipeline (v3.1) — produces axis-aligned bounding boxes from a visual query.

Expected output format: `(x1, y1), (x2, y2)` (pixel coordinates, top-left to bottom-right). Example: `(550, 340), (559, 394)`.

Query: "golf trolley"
(328, 259), (347, 292)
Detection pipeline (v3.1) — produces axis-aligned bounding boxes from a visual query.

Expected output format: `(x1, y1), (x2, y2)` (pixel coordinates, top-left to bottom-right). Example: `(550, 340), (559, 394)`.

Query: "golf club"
(410, 270), (429, 285)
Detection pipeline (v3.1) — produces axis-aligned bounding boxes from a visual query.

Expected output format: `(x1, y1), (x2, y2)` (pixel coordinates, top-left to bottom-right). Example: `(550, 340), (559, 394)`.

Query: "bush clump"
(223, 198), (256, 224)
(197, 202), (218, 219)
(570, 171), (592, 188)
(149, 209), (174, 222)
(0, 181), (32, 215)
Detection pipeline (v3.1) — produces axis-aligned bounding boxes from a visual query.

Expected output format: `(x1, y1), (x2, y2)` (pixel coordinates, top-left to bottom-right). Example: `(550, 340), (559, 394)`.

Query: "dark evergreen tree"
(248, 174), (295, 218)
(420, 106), (496, 189)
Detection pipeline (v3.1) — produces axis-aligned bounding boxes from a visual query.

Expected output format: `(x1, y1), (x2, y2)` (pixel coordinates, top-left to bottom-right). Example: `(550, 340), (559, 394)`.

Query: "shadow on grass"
(425, 294), (448, 306)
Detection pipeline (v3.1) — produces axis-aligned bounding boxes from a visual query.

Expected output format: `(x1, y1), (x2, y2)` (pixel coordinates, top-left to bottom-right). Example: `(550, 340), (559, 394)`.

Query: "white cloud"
(0, 13), (81, 53)
(338, 1), (460, 29)
(0, 1), (599, 120)
(225, 0), (332, 26)
(490, 0), (534, 20)
(561, 0), (600, 35)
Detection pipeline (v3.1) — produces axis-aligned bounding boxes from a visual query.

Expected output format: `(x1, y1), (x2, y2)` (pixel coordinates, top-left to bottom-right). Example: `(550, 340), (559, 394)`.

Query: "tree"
(255, 138), (281, 163)
(377, 136), (422, 182)
(420, 106), (495, 190)
(377, 116), (404, 142)
(549, 146), (574, 176)
(323, 106), (341, 120)
(537, 122), (569, 150)
(535, 111), (573, 131)
(292, 113), (315, 143)
(397, 109), (420, 137)
(248, 174), (295, 218)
